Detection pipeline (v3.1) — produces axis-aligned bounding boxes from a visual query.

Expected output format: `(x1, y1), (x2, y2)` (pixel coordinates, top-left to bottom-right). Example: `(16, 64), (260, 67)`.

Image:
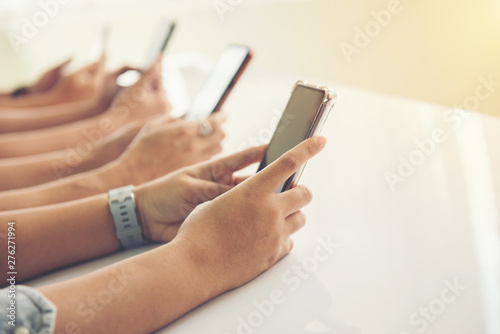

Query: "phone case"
(279, 80), (337, 192)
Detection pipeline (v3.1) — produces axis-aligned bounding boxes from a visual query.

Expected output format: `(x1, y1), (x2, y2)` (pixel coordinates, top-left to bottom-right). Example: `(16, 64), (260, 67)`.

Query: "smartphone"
(185, 44), (252, 120)
(64, 25), (109, 75)
(257, 81), (336, 193)
(117, 21), (176, 87)
(141, 20), (176, 70)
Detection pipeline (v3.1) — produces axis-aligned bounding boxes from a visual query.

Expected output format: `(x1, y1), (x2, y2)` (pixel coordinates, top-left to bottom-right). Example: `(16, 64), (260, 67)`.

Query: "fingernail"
(315, 136), (327, 148)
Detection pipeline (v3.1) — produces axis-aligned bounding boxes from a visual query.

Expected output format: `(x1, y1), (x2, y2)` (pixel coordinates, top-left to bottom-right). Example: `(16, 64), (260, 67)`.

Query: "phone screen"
(64, 25), (109, 75)
(117, 21), (175, 87)
(258, 84), (326, 191)
(185, 45), (250, 120)
(142, 21), (176, 70)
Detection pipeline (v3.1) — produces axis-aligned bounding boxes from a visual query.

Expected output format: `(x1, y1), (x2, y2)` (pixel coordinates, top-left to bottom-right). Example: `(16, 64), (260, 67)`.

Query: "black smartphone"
(185, 44), (252, 120)
(257, 81), (336, 193)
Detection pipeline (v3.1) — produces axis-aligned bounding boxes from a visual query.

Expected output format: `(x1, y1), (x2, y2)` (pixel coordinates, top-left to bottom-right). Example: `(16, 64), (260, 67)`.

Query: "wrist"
(71, 145), (105, 174)
(173, 234), (228, 297)
(91, 160), (133, 192)
(134, 183), (153, 242)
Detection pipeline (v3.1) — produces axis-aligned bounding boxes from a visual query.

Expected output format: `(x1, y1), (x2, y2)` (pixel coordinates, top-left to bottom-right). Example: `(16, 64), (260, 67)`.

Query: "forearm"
(40, 241), (215, 334)
(0, 161), (128, 211)
(0, 152), (68, 190)
(0, 193), (120, 283)
(0, 109), (126, 158)
(0, 99), (106, 133)
(0, 89), (59, 108)
(0, 144), (116, 190)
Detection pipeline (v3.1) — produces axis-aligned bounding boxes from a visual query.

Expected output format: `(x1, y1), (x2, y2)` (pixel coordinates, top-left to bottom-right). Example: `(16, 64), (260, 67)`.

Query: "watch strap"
(108, 185), (144, 249)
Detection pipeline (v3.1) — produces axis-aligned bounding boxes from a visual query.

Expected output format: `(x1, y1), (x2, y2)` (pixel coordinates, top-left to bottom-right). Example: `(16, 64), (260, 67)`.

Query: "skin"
(0, 56), (107, 109)
(0, 66), (132, 133)
(0, 57), (167, 158)
(0, 112), (226, 210)
(0, 58), (70, 98)
(0, 118), (149, 191)
(0, 136), (326, 334)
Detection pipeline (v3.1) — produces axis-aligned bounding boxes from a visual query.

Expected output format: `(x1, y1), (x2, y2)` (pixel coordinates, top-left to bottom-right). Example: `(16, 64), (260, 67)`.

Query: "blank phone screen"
(259, 85), (325, 171)
(142, 21), (175, 70)
(186, 45), (250, 120)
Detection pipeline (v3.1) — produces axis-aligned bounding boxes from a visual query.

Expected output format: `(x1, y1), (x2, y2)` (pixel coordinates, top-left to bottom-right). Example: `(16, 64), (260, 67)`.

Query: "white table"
(29, 71), (500, 334)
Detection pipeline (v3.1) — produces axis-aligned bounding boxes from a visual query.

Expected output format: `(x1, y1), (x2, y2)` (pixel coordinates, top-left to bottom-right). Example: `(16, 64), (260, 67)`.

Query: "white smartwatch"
(108, 185), (145, 249)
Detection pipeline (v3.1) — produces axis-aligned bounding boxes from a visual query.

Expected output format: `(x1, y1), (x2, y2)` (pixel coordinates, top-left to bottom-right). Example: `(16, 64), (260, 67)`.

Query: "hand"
(26, 58), (71, 94)
(117, 111), (226, 184)
(49, 55), (107, 104)
(135, 141), (264, 242)
(173, 136), (327, 295)
(70, 117), (152, 174)
(99, 66), (138, 110)
(105, 56), (171, 126)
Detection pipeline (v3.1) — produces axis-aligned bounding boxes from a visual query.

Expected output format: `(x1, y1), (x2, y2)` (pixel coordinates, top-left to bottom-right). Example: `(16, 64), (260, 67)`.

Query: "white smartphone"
(141, 20), (176, 70)
(257, 81), (336, 193)
(184, 44), (252, 120)
(64, 25), (109, 75)
(117, 20), (176, 87)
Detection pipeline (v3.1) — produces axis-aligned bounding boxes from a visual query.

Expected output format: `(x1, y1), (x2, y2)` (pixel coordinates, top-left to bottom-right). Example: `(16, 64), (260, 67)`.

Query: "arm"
(0, 119), (144, 190)
(0, 58), (70, 99)
(0, 140), (258, 283)
(0, 61), (167, 158)
(0, 160), (128, 211)
(0, 112), (226, 209)
(0, 100), (104, 133)
(0, 66), (132, 133)
(0, 194), (121, 283)
(0, 91), (113, 132)
(0, 57), (105, 109)
(0, 111), (128, 158)
(40, 242), (214, 334)
(37, 137), (325, 334)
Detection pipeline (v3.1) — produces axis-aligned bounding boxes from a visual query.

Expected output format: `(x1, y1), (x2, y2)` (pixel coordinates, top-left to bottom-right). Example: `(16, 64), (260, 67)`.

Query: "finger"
(115, 66), (138, 77)
(88, 54), (107, 76)
(188, 179), (233, 204)
(206, 111), (228, 129)
(141, 56), (163, 90)
(197, 145), (267, 183)
(58, 58), (72, 69)
(147, 113), (174, 127)
(49, 58), (71, 74)
(234, 175), (251, 185)
(253, 136), (326, 192)
(277, 184), (313, 215)
(148, 55), (163, 77)
(284, 210), (306, 236)
(197, 123), (226, 148)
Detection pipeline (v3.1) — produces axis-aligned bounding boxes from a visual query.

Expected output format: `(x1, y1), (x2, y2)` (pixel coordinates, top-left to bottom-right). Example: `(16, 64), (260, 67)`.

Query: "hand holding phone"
(257, 81), (336, 193)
